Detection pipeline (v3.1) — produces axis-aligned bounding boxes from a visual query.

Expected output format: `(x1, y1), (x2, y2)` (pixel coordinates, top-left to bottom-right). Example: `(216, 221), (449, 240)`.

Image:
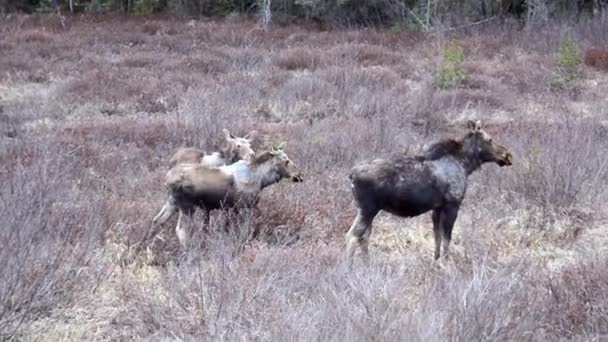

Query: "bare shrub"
(291, 117), (382, 168)
(18, 29), (54, 43)
(0, 143), (108, 340)
(351, 43), (402, 66)
(502, 118), (608, 210)
(159, 34), (195, 53)
(141, 21), (163, 35)
(227, 48), (268, 71)
(412, 262), (534, 340)
(408, 78), (450, 136)
(0, 86), (64, 135)
(0, 49), (44, 80)
(60, 69), (131, 104)
(184, 52), (230, 74)
(59, 67), (174, 109)
(494, 52), (553, 94)
(61, 117), (175, 152)
(584, 47), (608, 71)
(348, 65), (401, 90)
(274, 47), (321, 71)
(136, 92), (178, 114)
(255, 191), (309, 245)
(120, 55), (160, 69)
(543, 255), (608, 338)
(322, 43), (402, 67)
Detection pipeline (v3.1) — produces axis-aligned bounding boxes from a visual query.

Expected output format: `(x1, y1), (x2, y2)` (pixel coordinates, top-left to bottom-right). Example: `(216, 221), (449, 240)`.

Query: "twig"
(406, 8), (428, 31)
(425, 0), (431, 29)
(434, 16), (497, 33)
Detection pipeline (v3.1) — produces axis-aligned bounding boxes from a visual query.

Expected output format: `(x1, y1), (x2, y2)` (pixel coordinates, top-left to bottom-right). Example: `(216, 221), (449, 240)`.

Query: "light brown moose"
(153, 143), (303, 248)
(168, 129), (257, 168)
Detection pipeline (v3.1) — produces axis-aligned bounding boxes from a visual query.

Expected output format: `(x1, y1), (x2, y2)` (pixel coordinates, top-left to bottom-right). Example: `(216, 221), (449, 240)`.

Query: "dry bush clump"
(60, 69), (133, 104)
(141, 21), (163, 35)
(184, 52), (231, 74)
(543, 255), (608, 338)
(0, 48), (44, 79)
(0, 143), (111, 341)
(227, 48), (268, 71)
(274, 47), (322, 71)
(59, 68), (177, 113)
(353, 44), (403, 66)
(3, 14), (608, 340)
(348, 65), (401, 90)
(18, 29), (54, 43)
(584, 47), (608, 71)
(120, 54), (161, 69)
(325, 43), (403, 67)
(491, 118), (608, 211)
(255, 171), (354, 244)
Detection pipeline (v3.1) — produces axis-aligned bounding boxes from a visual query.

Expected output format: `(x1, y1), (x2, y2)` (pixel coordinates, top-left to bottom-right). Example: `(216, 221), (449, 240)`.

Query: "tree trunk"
(260, 0), (272, 31)
(501, 0), (526, 18)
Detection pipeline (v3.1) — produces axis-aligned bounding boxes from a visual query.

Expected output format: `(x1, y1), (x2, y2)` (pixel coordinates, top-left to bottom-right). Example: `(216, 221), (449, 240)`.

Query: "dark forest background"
(2, 0), (607, 29)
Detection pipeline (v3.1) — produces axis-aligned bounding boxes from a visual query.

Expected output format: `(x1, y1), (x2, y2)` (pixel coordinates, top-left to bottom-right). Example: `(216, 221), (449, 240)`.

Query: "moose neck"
(256, 161), (283, 190)
(260, 174), (280, 190)
(221, 148), (237, 164)
(460, 140), (483, 175)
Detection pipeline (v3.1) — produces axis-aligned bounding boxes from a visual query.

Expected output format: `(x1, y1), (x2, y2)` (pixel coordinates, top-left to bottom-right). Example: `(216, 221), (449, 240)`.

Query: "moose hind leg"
(345, 209), (376, 261)
(175, 210), (188, 249)
(200, 209), (210, 233)
(152, 203), (166, 223)
(153, 197), (177, 225)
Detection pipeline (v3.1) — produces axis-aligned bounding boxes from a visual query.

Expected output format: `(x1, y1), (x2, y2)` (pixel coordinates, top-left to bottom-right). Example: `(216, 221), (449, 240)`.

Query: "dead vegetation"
(2, 13), (608, 340)
(584, 47), (608, 71)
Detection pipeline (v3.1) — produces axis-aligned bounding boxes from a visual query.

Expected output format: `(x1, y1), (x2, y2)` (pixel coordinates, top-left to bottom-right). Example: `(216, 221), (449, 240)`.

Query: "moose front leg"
(432, 208), (442, 260)
(440, 205), (459, 260)
(175, 206), (196, 249)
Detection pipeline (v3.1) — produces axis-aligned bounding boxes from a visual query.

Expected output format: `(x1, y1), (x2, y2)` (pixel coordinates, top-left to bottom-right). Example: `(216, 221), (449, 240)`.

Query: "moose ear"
(244, 130), (258, 141)
(466, 120), (482, 132)
(223, 128), (236, 140)
(276, 141), (286, 150)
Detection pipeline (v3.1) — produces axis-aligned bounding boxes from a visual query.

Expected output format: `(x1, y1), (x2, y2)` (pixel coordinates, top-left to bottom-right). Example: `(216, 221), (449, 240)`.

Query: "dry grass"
(2, 13), (608, 340)
(274, 47), (322, 71)
(18, 29), (54, 43)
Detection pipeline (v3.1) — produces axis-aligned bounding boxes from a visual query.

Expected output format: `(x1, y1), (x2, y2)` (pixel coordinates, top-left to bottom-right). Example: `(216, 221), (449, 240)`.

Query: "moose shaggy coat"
(346, 120), (513, 262)
(153, 144), (303, 248)
(168, 129), (257, 168)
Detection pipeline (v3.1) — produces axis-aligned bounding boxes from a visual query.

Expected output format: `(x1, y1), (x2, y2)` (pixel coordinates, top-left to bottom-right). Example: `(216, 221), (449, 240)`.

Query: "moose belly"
(193, 191), (257, 210)
(382, 191), (439, 218)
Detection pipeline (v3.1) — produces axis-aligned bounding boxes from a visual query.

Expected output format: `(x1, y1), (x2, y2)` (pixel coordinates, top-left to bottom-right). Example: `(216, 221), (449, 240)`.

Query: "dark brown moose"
(346, 120), (513, 263)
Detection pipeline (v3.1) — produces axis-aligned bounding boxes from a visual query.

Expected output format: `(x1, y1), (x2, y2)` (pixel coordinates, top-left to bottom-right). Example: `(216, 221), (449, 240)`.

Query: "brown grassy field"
(2, 13), (608, 341)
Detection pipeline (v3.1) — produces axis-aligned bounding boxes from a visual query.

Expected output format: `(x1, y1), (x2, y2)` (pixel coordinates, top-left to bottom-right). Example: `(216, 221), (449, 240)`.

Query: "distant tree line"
(1, 0), (606, 28)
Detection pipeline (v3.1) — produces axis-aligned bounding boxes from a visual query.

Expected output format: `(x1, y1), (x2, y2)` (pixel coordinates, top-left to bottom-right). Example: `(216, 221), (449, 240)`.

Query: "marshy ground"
(2, 13), (608, 340)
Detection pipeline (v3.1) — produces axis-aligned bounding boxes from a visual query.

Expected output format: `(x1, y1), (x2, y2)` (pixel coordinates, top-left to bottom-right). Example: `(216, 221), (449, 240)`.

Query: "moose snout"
(498, 152), (513, 167)
(291, 174), (304, 183)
